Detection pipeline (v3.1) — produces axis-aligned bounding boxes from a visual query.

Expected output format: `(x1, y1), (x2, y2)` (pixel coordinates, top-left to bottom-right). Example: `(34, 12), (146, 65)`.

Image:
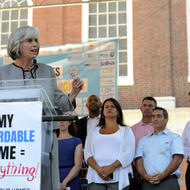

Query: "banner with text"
(0, 101), (42, 190)
(0, 39), (118, 117)
(38, 39), (118, 116)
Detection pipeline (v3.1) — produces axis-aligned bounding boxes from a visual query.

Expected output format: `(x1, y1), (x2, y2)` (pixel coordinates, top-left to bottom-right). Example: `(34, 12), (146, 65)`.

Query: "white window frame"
(82, 0), (134, 86)
(0, 0), (33, 50)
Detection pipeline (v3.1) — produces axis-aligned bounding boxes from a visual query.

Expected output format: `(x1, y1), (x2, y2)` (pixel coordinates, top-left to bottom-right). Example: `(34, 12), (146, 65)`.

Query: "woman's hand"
(60, 180), (67, 190)
(72, 77), (83, 94)
(69, 77), (83, 102)
(102, 165), (114, 176)
(101, 165), (114, 180)
(96, 165), (114, 181)
(96, 166), (111, 181)
(102, 160), (121, 177)
(96, 166), (104, 178)
(100, 161), (121, 180)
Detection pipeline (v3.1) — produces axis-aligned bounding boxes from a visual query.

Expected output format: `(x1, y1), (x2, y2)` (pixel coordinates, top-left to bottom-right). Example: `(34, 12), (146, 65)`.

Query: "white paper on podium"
(0, 101), (42, 190)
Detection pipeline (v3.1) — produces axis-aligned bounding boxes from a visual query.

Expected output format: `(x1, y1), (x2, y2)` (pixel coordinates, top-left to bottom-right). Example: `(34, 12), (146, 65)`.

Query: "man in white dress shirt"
(75, 94), (102, 190)
(76, 94), (102, 147)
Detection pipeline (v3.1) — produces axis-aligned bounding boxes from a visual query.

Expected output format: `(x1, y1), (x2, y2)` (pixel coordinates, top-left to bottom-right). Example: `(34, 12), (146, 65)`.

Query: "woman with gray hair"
(0, 25), (83, 190)
(0, 25), (83, 109)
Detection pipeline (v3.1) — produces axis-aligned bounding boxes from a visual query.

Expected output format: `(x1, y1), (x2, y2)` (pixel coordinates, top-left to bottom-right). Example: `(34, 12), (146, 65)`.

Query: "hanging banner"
(37, 39), (118, 116)
(0, 101), (42, 190)
(0, 39), (118, 116)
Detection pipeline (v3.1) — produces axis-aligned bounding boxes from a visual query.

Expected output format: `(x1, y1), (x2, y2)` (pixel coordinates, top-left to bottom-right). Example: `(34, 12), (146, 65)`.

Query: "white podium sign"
(0, 101), (42, 190)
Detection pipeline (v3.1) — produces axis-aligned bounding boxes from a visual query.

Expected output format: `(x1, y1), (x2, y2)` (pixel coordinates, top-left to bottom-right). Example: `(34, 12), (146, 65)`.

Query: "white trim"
(82, 1), (89, 42)
(154, 96), (176, 109)
(118, 0), (133, 86)
(187, 0), (190, 82)
(82, 0), (134, 86)
(27, 0), (33, 26)
(0, 0), (33, 49)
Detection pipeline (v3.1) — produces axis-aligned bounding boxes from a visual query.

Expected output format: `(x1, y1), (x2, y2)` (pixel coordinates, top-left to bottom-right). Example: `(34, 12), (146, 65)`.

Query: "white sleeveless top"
(92, 128), (121, 183)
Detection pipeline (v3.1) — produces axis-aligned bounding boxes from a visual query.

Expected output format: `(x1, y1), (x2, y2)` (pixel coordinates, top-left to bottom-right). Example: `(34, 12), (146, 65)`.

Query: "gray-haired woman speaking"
(0, 26), (83, 190)
(0, 25), (83, 110)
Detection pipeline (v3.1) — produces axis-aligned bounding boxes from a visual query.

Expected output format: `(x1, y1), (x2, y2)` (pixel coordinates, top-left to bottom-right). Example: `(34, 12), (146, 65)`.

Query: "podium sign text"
(0, 101), (42, 190)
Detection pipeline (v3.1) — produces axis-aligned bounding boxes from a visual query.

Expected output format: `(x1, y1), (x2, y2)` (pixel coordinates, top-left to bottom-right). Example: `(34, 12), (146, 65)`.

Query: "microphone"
(30, 59), (38, 79)
(32, 59), (38, 69)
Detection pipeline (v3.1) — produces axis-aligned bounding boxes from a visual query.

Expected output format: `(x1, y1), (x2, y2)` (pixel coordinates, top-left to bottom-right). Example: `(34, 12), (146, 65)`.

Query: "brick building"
(0, 0), (189, 109)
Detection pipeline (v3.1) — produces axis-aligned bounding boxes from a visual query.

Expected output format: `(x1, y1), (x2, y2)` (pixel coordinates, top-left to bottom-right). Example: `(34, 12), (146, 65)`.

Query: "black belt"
(166, 175), (177, 180)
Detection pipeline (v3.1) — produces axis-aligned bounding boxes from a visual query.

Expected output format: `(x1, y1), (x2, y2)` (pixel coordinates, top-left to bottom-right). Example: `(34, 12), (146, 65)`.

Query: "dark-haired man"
(131, 96), (157, 149)
(76, 94), (102, 147)
(130, 97), (157, 190)
(135, 107), (184, 190)
(75, 94), (102, 190)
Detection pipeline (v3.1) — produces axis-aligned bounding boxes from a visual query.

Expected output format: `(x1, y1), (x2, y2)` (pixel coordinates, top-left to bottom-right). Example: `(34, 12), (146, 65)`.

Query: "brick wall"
(33, 0), (81, 46)
(169, 0), (189, 107)
(32, 0), (189, 109)
(118, 0), (189, 109)
(62, 4), (82, 44)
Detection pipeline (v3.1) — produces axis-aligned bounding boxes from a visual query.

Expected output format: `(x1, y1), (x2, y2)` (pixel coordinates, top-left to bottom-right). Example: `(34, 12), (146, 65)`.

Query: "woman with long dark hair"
(84, 98), (135, 190)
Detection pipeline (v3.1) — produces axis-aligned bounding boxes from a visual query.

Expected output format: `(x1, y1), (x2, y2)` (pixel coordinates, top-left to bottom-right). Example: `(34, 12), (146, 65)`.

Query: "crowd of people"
(1, 25), (190, 190)
(72, 95), (189, 190)
(57, 93), (189, 190)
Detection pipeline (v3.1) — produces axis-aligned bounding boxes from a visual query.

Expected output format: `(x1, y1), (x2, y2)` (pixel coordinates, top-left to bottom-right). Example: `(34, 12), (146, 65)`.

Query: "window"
(82, 0), (134, 85)
(0, 0), (33, 49)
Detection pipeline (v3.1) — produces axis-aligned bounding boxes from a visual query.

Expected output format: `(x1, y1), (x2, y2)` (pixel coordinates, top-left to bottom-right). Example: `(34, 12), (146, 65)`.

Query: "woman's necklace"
(100, 124), (119, 134)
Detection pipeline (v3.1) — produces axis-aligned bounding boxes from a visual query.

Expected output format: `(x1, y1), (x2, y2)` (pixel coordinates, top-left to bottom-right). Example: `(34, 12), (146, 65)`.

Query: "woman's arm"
(101, 128), (135, 179)
(60, 143), (83, 190)
(101, 160), (121, 178)
(87, 156), (105, 179)
(84, 128), (96, 161)
(84, 128), (110, 180)
(118, 128), (135, 167)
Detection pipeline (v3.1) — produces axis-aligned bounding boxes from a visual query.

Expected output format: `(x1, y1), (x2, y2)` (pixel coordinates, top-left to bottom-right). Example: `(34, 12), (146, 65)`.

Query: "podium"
(0, 78), (77, 190)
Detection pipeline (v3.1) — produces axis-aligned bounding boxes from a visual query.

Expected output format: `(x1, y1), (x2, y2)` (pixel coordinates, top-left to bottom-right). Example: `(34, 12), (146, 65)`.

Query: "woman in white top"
(84, 98), (135, 190)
